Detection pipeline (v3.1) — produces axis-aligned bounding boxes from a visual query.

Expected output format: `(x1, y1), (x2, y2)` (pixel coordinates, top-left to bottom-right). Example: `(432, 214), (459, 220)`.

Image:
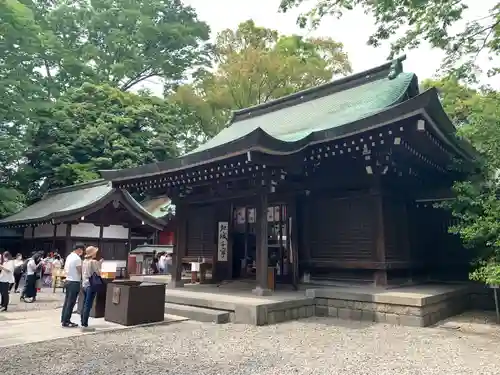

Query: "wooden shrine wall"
(186, 204), (216, 261)
(408, 204), (470, 281)
(300, 191), (377, 281)
(299, 190), (416, 282)
(382, 195), (411, 263)
(307, 193), (374, 261)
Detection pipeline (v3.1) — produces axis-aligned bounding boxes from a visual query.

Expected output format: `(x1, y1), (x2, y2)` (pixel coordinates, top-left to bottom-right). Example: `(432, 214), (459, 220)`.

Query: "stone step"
(164, 303), (231, 324)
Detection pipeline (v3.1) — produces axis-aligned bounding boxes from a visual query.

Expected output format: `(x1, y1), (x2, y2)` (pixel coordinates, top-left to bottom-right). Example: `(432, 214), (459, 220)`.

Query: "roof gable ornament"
(387, 56), (405, 80)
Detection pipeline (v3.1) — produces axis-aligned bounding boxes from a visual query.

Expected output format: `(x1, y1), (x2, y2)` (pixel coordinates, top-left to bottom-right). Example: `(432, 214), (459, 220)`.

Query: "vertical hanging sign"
(217, 221), (229, 261)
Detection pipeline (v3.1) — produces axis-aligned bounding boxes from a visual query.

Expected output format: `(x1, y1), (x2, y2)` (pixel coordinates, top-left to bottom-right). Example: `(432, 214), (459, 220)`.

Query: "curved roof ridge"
(231, 55), (407, 123)
(45, 179), (109, 197)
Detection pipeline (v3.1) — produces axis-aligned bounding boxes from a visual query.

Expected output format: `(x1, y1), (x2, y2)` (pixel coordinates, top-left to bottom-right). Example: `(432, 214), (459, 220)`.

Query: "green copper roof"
(191, 72), (415, 154)
(0, 180), (168, 228)
(0, 180), (112, 224)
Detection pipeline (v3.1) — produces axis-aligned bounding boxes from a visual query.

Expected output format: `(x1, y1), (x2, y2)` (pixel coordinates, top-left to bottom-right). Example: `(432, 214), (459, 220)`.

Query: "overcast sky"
(143, 0), (499, 95)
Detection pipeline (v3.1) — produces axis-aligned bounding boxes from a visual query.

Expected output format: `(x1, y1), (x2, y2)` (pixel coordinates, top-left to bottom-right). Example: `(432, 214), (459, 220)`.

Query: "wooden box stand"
(267, 267), (276, 290)
(104, 281), (165, 326)
(77, 278), (113, 318)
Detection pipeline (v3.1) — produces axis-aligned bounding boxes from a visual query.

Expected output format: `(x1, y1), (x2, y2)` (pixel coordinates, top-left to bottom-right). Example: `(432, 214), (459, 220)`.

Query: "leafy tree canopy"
(423, 77), (500, 283)
(279, 0), (500, 80)
(25, 83), (190, 190)
(170, 20), (352, 140)
(0, 0), (211, 214)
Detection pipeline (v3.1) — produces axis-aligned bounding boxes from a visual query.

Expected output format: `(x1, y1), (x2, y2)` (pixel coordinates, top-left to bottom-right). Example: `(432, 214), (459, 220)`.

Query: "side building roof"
(0, 179), (167, 230)
(100, 56), (475, 183)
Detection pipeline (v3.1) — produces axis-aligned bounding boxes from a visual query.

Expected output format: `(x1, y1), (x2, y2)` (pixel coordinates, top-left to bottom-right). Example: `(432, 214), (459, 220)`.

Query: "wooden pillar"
(226, 203), (234, 280)
(169, 204), (187, 288)
(400, 200), (413, 282)
(65, 223), (72, 257)
(51, 224), (57, 251)
(30, 226), (36, 253)
(373, 191), (388, 287)
(288, 197), (300, 290)
(252, 191), (271, 296)
(98, 225), (104, 249)
(125, 227), (131, 279)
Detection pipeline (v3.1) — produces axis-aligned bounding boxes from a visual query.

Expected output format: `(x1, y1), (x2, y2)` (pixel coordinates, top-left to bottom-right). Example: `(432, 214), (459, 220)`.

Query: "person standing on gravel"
(61, 244), (84, 328)
(0, 251), (15, 311)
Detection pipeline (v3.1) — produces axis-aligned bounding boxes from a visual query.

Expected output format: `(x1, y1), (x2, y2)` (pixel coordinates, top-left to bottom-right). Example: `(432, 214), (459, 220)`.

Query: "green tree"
(279, 0), (500, 80)
(423, 78), (500, 283)
(170, 20), (351, 141)
(26, 83), (188, 190)
(0, 0), (210, 210)
(0, 0), (210, 100)
(0, 123), (25, 217)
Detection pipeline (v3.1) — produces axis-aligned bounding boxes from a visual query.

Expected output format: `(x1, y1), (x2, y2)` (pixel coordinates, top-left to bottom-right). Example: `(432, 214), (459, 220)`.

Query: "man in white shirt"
(60, 243), (84, 328)
(165, 253), (173, 275)
(158, 253), (166, 274)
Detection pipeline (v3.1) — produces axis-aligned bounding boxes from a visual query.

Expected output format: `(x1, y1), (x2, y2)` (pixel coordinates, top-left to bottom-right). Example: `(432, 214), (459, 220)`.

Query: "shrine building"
(100, 57), (475, 294)
(0, 180), (167, 260)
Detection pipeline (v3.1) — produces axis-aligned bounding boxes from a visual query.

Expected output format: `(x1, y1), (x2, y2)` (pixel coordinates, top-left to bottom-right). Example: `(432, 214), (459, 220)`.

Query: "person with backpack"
(80, 246), (103, 330)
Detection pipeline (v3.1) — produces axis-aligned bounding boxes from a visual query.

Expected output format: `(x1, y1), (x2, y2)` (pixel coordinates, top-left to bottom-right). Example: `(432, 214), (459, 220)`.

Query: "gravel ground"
(2, 317), (500, 375)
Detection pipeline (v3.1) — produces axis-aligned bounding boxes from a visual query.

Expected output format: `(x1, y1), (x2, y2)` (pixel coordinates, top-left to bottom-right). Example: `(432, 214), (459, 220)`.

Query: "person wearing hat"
(80, 246), (103, 330)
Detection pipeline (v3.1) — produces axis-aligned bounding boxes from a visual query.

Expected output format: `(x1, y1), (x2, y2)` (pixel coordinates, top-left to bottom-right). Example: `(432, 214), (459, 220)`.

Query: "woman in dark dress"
(21, 252), (43, 302)
(150, 251), (159, 274)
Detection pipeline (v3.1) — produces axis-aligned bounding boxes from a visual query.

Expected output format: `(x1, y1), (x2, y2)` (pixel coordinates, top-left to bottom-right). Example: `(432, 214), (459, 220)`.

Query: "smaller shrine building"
(0, 180), (168, 260)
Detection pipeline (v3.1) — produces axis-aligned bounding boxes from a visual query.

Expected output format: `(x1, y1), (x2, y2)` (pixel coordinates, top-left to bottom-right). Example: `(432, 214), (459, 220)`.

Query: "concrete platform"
(0, 309), (188, 348)
(165, 303), (230, 324)
(165, 281), (473, 326)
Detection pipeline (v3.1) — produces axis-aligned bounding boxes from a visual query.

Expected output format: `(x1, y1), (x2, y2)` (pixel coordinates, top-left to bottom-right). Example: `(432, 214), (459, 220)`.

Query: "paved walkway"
(0, 308), (187, 348)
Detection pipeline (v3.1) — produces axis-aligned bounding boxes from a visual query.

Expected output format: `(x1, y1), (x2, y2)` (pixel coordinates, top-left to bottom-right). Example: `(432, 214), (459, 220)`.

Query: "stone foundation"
(313, 296), (467, 326)
(307, 286), (472, 327)
(266, 304), (315, 325)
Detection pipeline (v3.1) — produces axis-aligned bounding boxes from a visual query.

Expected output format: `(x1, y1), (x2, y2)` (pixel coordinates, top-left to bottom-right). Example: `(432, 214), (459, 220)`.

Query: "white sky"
(143, 0), (499, 95)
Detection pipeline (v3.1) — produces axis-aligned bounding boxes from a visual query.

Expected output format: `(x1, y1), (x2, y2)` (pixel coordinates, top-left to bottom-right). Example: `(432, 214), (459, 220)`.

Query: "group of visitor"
(0, 245), (102, 332)
(40, 252), (64, 287)
(150, 251), (172, 274)
(0, 252), (33, 311)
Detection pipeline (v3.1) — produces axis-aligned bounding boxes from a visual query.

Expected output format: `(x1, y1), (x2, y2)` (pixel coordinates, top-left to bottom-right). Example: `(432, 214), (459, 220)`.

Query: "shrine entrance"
(231, 203), (294, 285)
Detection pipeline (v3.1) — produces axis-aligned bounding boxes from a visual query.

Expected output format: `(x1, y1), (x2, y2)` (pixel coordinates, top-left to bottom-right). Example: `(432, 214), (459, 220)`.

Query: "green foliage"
(424, 77), (500, 284)
(1, 0), (210, 98)
(0, 187), (24, 219)
(170, 20), (352, 139)
(470, 261), (500, 286)
(0, 0), (210, 214)
(26, 83), (186, 189)
(279, 0), (500, 80)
